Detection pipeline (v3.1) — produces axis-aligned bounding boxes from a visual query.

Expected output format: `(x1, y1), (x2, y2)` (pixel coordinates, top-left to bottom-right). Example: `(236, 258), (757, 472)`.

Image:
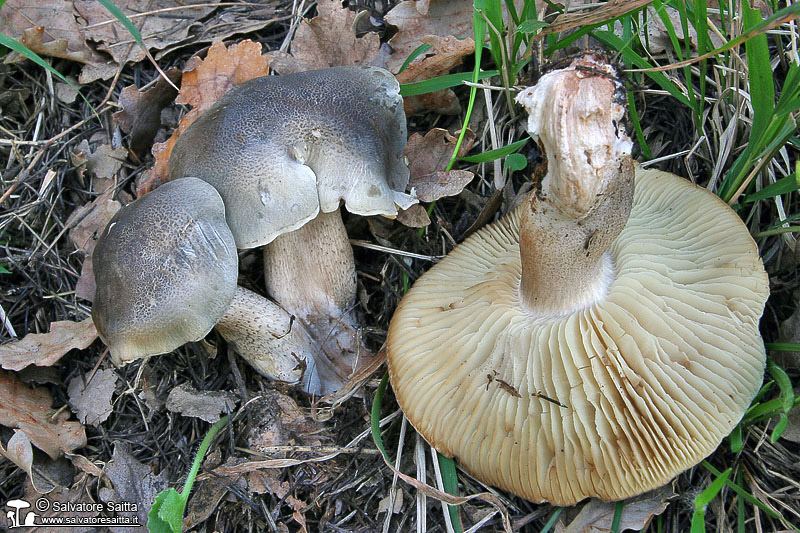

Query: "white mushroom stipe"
(387, 54), (769, 505)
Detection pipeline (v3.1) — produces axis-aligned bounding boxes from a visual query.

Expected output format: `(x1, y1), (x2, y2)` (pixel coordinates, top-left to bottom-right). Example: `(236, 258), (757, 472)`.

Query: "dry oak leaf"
(404, 127), (476, 202)
(99, 444), (167, 531)
(153, 3), (282, 61)
(0, 318), (98, 372)
(23, 474), (100, 530)
(396, 203), (431, 227)
(73, 0), (215, 66)
(247, 391), (326, 453)
(413, 170), (475, 202)
(396, 35), (475, 115)
(556, 486), (675, 533)
(405, 127), (476, 178)
(166, 383), (238, 423)
(289, 0), (380, 70)
(114, 68), (181, 159)
(145, 39), (270, 196)
(1, 431), (55, 494)
(67, 368), (117, 426)
(0, 370), (87, 459)
(0, 0), (116, 83)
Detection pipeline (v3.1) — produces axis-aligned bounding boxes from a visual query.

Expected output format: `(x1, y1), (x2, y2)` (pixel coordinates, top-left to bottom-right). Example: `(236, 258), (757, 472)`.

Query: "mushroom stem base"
(216, 286), (349, 394)
(263, 209), (369, 393)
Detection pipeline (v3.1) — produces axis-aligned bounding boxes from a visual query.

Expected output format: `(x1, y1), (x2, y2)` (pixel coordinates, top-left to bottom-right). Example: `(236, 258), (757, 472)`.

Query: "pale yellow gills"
(387, 166), (769, 505)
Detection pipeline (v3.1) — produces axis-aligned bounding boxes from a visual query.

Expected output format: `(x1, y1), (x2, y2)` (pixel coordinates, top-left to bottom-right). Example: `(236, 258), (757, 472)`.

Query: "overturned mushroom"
(92, 177), (339, 392)
(387, 54), (769, 505)
(169, 66), (413, 393)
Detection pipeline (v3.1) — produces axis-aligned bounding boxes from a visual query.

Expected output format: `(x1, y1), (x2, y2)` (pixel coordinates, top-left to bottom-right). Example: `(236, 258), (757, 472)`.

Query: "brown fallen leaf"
(405, 128), (476, 181)
(413, 170), (475, 202)
(67, 368), (117, 426)
(145, 40), (271, 196)
(245, 466), (308, 531)
(556, 486), (675, 533)
(1, 430), (74, 493)
(402, 127), (476, 203)
(540, 0), (652, 37)
(98, 444), (167, 531)
(114, 68), (181, 159)
(71, 140), (128, 194)
(183, 476), (231, 530)
(247, 391), (327, 452)
(396, 35), (475, 115)
(0, 318), (98, 372)
(774, 296), (800, 369)
(73, 1), (215, 67)
(385, 0), (478, 73)
(782, 404), (800, 443)
(166, 383), (238, 423)
(289, 0), (380, 70)
(153, 4), (282, 61)
(0, 1), (116, 83)
(397, 203), (431, 227)
(0, 370), (87, 459)
(66, 195), (121, 302)
(67, 194), (122, 257)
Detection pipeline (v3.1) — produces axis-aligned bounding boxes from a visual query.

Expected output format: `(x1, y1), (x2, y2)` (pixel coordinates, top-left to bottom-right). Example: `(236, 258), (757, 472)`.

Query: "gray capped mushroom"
(169, 65), (414, 394)
(91, 177), (340, 392)
(387, 54), (769, 505)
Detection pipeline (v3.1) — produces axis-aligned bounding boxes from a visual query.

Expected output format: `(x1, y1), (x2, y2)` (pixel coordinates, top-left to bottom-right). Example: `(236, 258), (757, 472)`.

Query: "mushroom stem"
(215, 285), (348, 395)
(263, 209), (356, 325)
(515, 52), (635, 316)
(519, 158), (634, 315)
(262, 209), (365, 391)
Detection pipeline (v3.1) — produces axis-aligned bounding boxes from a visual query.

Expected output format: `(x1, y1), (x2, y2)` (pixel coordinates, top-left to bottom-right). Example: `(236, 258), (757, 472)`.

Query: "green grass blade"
(483, 1), (506, 78)
(437, 452), (462, 533)
(398, 43), (433, 74)
(371, 373), (393, 465)
(181, 415), (229, 497)
(611, 500), (624, 533)
(742, 171), (799, 203)
(742, 0), (775, 144)
(399, 69), (500, 96)
(540, 508), (563, 533)
(591, 30), (693, 108)
(458, 138), (529, 162)
(0, 32), (97, 118)
(702, 462), (783, 520)
(691, 468), (731, 533)
(766, 342), (800, 352)
(736, 469), (746, 533)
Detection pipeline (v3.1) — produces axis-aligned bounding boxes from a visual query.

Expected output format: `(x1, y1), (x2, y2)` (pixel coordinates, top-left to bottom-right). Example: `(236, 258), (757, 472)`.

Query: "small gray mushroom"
(91, 178), (336, 391)
(169, 66), (414, 394)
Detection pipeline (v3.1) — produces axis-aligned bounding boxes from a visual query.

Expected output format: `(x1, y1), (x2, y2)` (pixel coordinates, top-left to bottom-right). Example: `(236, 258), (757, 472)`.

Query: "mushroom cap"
(168, 65), (411, 249)
(92, 178), (238, 364)
(387, 166), (769, 505)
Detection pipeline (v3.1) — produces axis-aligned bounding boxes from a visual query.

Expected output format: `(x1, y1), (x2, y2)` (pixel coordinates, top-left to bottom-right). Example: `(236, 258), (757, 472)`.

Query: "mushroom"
(169, 65), (413, 393)
(91, 177), (340, 392)
(386, 54), (769, 505)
